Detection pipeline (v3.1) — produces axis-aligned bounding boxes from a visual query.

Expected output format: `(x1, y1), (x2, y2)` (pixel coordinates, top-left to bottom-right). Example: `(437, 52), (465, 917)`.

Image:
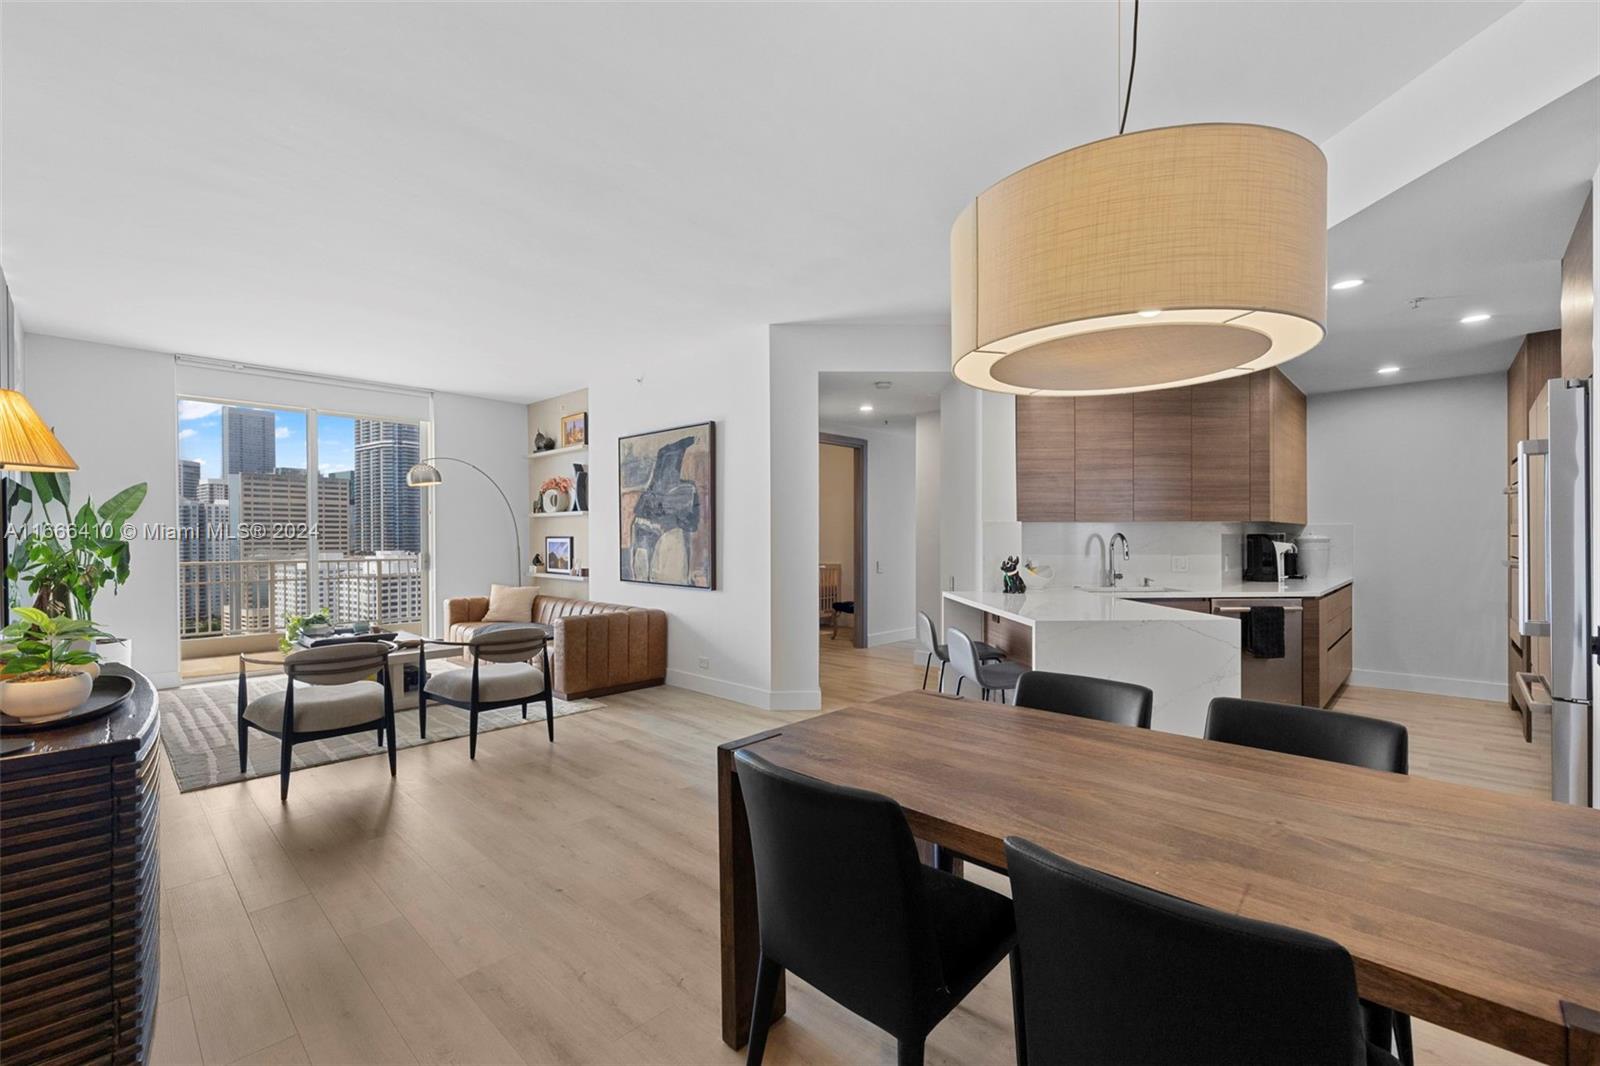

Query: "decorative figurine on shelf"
(572, 462), (588, 512)
(1000, 556), (1026, 595)
(533, 431), (555, 452)
(531, 553), (544, 574)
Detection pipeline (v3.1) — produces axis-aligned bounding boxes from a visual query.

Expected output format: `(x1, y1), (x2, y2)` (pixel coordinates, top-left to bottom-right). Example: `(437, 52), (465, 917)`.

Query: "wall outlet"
(697, 656), (711, 670)
(875, 560), (883, 574)
(1171, 555), (1191, 573)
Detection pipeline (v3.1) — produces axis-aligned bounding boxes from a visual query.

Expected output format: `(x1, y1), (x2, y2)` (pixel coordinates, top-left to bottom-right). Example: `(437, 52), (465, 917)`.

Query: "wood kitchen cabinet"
(1015, 369), (1305, 523)
(1016, 395), (1075, 521)
(1074, 395), (1134, 521)
(1505, 331), (1561, 713)
(1302, 582), (1353, 707)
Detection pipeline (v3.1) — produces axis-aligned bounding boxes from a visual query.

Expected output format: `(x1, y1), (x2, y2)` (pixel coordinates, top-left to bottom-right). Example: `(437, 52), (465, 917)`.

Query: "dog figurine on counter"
(1000, 555), (1026, 595)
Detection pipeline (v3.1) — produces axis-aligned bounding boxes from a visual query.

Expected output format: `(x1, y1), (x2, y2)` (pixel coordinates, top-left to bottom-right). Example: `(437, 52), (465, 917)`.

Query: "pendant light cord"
(1118, 0), (1139, 134)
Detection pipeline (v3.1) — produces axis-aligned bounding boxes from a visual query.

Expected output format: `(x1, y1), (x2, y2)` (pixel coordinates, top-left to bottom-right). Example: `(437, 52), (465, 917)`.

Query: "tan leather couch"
(443, 593), (667, 700)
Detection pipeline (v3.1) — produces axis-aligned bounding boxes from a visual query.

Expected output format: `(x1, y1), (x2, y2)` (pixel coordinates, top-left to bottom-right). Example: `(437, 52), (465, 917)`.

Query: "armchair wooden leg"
(469, 710), (480, 760)
(385, 716), (398, 777)
(520, 701), (527, 720)
(896, 1038), (924, 1066)
(417, 692), (428, 738)
(745, 953), (783, 1066)
(238, 722), (248, 774)
(545, 687), (554, 743)
(279, 736), (293, 803)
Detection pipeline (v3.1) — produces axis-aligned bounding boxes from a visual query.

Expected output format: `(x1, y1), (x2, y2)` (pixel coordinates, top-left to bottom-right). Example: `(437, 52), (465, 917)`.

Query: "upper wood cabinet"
(1074, 396), (1134, 522)
(1250, 369), (1306, 525)
(1133, 390), (1192, 520)
(1190, 377), (1252, 521)
(1015, 369), (1306, 523)
(1560, 189), (1592, 382)
(1016, 396), (1075, 521)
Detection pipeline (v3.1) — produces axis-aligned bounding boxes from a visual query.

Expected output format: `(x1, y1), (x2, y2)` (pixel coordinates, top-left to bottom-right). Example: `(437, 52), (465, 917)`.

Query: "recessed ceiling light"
(1377, 366), (1401, 375)
(1136, 309), (1162, 318)
(1330, 278), (1365, 291)
(1460, 312), (1492, 324)
(859, 404), (874, 412)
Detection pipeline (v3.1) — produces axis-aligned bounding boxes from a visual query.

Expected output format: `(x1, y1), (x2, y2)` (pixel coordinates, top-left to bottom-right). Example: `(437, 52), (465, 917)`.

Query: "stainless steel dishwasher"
(1211, 599), (1304, 704)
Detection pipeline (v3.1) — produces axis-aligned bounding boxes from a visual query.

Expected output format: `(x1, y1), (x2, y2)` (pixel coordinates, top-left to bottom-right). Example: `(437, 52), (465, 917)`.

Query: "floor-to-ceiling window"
(176, 398), (426, 667)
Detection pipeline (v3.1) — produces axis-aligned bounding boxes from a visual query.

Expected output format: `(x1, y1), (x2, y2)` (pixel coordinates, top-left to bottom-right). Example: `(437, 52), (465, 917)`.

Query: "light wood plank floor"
(150, 636), (1549, 1065)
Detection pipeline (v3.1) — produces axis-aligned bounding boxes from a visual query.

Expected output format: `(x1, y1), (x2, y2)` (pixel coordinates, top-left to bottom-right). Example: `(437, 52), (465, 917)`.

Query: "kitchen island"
(942, 589), (1240, 735)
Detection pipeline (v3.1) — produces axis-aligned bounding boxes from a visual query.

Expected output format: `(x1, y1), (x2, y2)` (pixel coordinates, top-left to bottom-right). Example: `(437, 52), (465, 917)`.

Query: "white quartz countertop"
(1099, 574), (1352, 600)
(943, 574), (1351, 626)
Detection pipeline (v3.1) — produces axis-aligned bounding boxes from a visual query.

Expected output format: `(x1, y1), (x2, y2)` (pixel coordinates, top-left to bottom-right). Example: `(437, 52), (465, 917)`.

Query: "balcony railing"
(178, 555), (424, 640)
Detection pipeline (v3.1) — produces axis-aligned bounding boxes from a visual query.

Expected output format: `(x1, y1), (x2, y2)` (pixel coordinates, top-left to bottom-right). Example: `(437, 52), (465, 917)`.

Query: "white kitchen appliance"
(1513, 378), (1592, 807)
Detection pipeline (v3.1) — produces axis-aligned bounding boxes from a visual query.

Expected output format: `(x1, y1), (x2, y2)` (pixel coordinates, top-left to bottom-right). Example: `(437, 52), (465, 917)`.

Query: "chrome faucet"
(1108, 532), (1130, 586)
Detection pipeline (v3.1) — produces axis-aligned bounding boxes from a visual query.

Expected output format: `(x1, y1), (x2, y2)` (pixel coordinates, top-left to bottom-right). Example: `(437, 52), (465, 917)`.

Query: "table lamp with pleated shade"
(0, 389), (77, 472)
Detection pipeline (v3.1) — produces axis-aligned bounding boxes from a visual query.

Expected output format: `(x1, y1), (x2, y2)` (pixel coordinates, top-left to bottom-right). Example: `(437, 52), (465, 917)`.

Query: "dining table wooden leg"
(719, 734), (785, 1049)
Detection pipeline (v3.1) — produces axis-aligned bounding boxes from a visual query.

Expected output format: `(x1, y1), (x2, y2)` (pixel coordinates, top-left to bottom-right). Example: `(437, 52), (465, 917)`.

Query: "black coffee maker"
(1244, 533), (1302, 582)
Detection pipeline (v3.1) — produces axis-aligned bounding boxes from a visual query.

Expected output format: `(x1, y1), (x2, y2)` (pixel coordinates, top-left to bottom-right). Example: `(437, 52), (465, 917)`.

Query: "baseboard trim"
(1349, 668), (1509, 703)
(664, 668), (821, 711)
(148, 671), (182, 691)
(867, 627), (916, 647)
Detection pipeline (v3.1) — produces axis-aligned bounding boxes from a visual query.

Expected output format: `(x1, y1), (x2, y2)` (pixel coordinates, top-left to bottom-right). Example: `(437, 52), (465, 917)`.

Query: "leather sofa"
(443, 592), (667, 700)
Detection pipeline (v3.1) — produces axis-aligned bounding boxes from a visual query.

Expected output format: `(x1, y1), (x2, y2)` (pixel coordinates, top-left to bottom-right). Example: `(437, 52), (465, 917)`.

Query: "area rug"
(159, 671), (604, 793)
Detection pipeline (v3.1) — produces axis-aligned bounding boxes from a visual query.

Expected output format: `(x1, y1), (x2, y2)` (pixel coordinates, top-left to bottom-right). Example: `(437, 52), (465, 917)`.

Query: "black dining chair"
(946, 626), (1026, 702)
(916, 610), (1002, 691)
(733, 748), (1015, 1066)
(1004, 835), (1399, 1066)
(1013, 670), (1153, 728)
(1204, 697), (1412, 1066)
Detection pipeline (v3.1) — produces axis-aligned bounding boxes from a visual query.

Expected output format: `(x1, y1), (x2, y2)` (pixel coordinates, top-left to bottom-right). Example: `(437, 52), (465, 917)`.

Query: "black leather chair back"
(1014, 671), (1153, 728)
(1205, 698), (1407, 773)
(1004, 836), (1368, 1066)
(734, 748), (942, 1038)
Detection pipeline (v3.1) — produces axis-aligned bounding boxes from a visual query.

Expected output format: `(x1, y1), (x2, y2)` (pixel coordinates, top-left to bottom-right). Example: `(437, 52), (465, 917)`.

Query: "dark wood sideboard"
(0, 665), (161, 1064)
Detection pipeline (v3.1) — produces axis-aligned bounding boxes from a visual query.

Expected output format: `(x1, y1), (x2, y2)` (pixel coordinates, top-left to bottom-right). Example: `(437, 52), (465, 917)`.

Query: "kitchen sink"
(1074, 584), (1177, 594)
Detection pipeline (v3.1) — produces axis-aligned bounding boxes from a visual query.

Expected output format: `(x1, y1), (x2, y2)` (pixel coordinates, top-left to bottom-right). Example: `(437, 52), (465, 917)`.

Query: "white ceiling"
(2, 2), (1521, 402)
(1287, 78), (1598, 394)
(819, 371), (947, 424)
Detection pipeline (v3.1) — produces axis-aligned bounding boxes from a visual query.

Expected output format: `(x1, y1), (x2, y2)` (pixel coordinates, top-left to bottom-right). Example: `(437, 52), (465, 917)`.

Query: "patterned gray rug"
(160, 672), (604, 793)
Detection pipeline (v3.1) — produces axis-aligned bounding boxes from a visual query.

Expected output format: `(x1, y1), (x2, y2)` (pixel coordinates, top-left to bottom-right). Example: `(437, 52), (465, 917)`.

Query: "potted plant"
(280, 609), (333, 653)
(7, 471), (148, 621)
(0, 607), (106, 721)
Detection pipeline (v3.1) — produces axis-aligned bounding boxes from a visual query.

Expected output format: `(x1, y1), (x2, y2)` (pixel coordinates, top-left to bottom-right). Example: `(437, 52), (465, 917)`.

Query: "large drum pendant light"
(951, 7), (1327, 396)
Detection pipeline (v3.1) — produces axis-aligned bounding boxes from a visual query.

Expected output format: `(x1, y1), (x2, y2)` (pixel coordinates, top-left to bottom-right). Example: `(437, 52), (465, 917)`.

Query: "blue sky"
(177, 400), (356, 477)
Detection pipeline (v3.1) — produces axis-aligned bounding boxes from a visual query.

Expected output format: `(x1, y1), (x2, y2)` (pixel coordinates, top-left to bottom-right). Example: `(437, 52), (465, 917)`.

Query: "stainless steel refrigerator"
(1515, 378), (1593, 806)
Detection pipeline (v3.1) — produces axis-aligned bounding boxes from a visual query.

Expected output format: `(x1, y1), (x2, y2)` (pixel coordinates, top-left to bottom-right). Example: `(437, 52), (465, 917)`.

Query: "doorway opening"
(819, 433), (867, 649)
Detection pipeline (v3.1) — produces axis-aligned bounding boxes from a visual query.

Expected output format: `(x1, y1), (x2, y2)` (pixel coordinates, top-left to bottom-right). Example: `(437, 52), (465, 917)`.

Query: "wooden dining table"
(717, 690), (1600, 1065)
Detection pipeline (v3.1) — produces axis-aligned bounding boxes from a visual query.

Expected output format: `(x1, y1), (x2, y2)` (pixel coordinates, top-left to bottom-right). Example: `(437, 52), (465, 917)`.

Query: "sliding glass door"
(177, 398), (427, 648)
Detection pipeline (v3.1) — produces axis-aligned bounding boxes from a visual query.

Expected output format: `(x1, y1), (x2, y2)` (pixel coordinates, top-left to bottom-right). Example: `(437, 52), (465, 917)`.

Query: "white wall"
(914, 411), (942, 624)
(821, 419), (918, 646)
(1307, 373), (1507, 700)
(429, 389), (533, 631)
(21, 335), (181, 686)
(586, 330), (775, 707)
(938, 380), (981, 598)
(769, 324), (948, 707)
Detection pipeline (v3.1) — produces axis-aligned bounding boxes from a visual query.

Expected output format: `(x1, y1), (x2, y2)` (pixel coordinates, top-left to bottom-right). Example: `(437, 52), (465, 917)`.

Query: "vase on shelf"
(542, 488), (571, 513)
(573, 463), (588, 512)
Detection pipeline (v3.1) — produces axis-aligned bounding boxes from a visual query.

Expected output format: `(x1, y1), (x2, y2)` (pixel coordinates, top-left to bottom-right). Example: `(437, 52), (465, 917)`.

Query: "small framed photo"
(560, 411), (587, 448)
(544, 535), (575, 574)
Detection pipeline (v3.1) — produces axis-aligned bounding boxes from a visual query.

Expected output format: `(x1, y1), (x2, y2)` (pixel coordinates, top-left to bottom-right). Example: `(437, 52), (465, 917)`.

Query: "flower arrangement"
(540, 476), (574, 495)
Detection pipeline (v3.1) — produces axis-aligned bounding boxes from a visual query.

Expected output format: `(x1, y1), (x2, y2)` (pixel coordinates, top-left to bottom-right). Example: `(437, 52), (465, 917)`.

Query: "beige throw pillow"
(482, 583), (537, 622)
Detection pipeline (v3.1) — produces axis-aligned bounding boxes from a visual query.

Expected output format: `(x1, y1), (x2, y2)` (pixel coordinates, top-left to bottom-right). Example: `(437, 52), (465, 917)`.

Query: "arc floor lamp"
(406, 457), (523, 587)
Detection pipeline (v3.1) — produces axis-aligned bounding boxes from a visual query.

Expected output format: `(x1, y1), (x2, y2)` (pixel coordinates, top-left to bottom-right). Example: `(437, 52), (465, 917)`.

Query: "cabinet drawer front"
(1319, 584), (1353, 646)
(1321, 630), (1353, 705)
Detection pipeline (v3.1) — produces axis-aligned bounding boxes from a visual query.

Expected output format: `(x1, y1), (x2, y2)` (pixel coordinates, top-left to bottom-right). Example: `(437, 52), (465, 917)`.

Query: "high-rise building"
(197, 479), (229, 504)
(227, 471), (351, 559)
(221, 406), (276, 475)
(177, 498), (231, 635)
(178, 459), (201, 499)
(352, 420), (421, 553)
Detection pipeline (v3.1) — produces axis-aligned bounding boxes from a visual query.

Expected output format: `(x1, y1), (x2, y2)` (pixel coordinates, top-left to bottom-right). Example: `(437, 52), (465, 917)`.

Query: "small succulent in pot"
(0, 607), (107, 721)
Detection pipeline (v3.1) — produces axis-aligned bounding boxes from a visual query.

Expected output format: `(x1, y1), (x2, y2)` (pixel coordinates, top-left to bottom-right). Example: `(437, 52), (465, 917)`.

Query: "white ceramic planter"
(0, 670), (93, 722)
(542, 488), (572, 513)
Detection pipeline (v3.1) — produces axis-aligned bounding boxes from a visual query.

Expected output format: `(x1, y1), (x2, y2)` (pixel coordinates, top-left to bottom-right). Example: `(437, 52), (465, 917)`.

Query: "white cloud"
(194, 458), (207, 468)
(275, 427), (291, 439)
(178, 400), (221, 421)
(178, 428), (197, 440)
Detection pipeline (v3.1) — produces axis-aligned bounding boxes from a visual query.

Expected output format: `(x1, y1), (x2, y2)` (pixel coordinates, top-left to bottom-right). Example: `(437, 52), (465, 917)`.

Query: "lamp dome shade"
(406, 462), (442, 488)
(0, 389), (77, 471)
(951, 123), (1327, 396)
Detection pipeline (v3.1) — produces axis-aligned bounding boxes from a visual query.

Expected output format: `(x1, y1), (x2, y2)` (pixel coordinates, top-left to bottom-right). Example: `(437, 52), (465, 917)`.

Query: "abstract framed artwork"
(560, 411), (587, 448)
(618, 421), (715, 589)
